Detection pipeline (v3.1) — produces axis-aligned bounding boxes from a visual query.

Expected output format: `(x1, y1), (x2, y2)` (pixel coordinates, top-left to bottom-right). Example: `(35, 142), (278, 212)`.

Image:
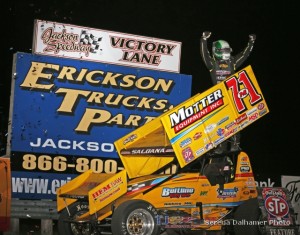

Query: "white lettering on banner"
(12, 177), (72, 195)
(30, 138), (114, 152)
(269, 228), (296, 235)
(255, 178), (275, 187)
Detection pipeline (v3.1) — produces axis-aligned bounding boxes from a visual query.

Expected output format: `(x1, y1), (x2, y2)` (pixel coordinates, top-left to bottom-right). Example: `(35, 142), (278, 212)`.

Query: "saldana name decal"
(120, 146), (174, 155)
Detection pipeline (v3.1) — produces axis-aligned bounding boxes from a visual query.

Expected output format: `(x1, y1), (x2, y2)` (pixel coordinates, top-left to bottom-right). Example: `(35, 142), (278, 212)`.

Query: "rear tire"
(57, 201), (91, 235)
(233, 198), (263, 235)
(111, 199), (161, 235)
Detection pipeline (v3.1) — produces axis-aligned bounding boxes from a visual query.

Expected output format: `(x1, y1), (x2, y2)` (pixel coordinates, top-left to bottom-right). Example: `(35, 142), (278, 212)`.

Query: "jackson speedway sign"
(32, 19), (181, 73)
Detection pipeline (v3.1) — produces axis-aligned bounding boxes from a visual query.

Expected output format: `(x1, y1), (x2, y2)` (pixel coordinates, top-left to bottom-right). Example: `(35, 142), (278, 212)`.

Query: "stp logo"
(265, 196), (289, 218)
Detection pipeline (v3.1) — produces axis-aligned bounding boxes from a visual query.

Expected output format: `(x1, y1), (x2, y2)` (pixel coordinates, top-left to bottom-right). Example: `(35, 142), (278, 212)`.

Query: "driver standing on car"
(200, 31), (256, 153)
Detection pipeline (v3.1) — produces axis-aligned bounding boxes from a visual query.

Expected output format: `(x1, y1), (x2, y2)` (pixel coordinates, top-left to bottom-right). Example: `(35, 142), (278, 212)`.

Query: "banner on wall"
(281, 175), (300, 230)
(7, 52), (192, 199)
(32, 19), (181, 73)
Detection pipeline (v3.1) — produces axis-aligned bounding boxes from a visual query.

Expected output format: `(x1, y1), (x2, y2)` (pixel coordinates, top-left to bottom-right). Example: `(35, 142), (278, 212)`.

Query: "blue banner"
(9, 52), (192, 199)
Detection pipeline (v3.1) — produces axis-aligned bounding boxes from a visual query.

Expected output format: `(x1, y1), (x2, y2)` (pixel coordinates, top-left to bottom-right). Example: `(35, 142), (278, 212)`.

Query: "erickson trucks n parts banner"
(7, 52), (191, 199)
(32, 19), (181, 73)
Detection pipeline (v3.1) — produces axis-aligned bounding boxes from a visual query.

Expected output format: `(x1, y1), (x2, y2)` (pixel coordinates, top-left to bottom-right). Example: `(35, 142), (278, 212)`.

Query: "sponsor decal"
(195, 147), (205, 156)
(248, 112), (259, 122)
(169, 90), (224, 133)
(258, 102), (265, 110)
(193, 132), (202, 140)
(217, 116), (229, 126)
(235, 113), (247, 124)
(217, 187), (238, 199)
(180, 138), (192, 148)
(158, 215), (201, 228)
(162, 187), (195, 198)
(205, 123), (217, 134)
(225, 121), (236, 130)
(200, 191), (208, 196)
(120, 146), (174, 155)
(240, 161), (249, 166)
(92, 176), (123, 199)
(262, 188), (292, 226)
(240, 166), (250, 172)
(259, 109), (268, 116)
(224, 127), (238, 138)
(241, 156), (248, 161)
(240, 120), (250, 128)
(216, 70), (231, 75)
(182, 147), (194, 163)
(246, 107), (257, 116)
(216, 128), (225, 137)
(123, 134), (137, 145)
(205, 143), (213, 150)
(214, 136), (225, 145)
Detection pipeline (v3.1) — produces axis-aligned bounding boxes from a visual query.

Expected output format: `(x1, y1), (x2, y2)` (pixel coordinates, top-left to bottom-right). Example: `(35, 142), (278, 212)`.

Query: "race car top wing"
(114, 65), (269, 178)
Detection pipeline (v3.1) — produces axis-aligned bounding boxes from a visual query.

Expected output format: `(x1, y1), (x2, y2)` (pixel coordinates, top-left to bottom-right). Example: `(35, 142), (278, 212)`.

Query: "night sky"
(1, 0), (298, 184)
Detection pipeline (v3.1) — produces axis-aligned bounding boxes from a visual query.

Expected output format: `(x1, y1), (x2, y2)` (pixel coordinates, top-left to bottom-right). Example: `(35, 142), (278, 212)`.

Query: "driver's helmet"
(212, 40), (232, 60)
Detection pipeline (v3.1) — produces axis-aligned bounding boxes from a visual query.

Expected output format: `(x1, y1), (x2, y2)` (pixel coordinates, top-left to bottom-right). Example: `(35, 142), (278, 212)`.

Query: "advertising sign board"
(7, 52), (192, 199)
(32, 20), (181, 73)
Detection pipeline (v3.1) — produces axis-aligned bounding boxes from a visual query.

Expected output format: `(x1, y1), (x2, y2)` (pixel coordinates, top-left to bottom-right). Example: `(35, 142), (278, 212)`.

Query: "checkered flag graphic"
(80, 30), (102, 53)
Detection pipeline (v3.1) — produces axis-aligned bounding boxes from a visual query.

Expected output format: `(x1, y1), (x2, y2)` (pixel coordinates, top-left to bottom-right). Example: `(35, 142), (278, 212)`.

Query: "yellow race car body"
(56, 65), (278, 235)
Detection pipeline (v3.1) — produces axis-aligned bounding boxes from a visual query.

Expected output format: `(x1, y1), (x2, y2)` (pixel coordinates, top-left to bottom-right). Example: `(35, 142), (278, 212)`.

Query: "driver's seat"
(203, 156), (234, 186)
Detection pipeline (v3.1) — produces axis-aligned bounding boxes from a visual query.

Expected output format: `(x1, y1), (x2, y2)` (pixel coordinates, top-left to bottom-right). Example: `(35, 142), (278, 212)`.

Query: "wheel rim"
(126, 208), (155, 235)
(70, 210), (92, 235)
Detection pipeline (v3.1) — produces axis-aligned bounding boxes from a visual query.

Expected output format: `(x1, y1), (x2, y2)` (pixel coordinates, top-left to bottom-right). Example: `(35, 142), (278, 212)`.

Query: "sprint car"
(56, 66), (298, 235)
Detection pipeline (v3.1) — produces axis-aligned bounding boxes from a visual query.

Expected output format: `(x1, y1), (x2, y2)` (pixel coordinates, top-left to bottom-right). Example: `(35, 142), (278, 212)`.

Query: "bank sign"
(8, 52), (191, 199)
(32, 19), (181, 73)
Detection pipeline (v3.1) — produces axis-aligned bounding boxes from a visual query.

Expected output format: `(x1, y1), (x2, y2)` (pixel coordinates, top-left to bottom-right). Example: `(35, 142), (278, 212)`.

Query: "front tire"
(111, 199), (161, 235)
